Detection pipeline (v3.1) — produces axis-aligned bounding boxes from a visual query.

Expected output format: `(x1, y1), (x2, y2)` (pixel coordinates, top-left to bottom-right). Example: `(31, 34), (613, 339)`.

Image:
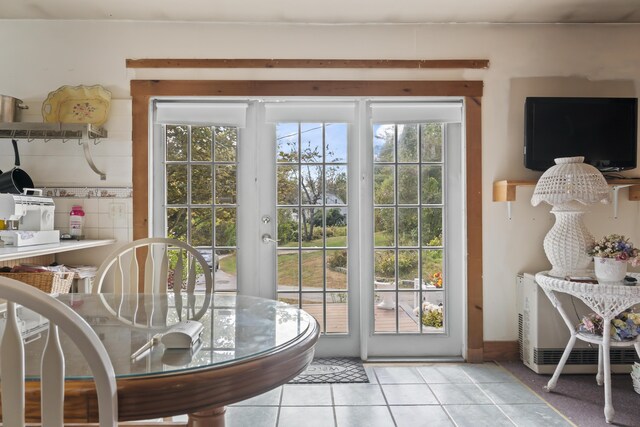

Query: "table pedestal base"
(188, 407), (226, 427)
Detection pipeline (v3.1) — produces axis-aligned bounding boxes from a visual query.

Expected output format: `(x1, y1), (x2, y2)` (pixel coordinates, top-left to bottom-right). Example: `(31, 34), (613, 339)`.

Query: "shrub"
(328, 250), (347, 269)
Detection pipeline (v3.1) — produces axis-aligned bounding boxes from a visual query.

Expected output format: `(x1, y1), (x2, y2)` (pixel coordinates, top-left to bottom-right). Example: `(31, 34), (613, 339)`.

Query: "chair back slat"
(1, 301), (26, 426)
(143, 244), (155, 294)
(126, 251), (140, 323)
(41, 324), (64, 427)
(113, 256), (124, 296)
(0, 277), (118, 427)
(158, 245), (169, 296)
(187, 255), (196, 295)
(129, 248), (139, 293)
(173, 248), (184, 320)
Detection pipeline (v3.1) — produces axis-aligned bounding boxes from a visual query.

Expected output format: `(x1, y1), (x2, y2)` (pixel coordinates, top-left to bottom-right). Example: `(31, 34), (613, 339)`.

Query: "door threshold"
(363, 356), (465, 363)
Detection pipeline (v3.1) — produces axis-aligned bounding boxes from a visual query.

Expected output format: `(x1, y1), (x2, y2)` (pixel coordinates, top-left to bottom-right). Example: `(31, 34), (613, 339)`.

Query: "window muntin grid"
(164, 124), (238, 292)
(275, 122), (349, 335)
(372, 123), (445, 334)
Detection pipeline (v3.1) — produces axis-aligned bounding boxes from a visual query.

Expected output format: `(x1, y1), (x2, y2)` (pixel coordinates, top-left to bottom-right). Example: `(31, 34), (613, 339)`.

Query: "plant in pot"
(588, 234), (640, 283)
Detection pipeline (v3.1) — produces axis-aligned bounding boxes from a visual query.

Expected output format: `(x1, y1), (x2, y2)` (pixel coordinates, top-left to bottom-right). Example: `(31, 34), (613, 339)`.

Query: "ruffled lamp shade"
(531, 157), (610, 277)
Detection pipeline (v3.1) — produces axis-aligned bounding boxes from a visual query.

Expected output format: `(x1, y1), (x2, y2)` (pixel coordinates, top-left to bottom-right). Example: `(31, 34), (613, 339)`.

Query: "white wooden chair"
(93, 238), (214, 326)
(0, 276), (117, 427)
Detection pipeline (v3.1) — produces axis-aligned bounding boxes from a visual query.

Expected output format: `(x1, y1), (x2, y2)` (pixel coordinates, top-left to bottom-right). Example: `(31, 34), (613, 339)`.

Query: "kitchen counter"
(0, 239), (116, 262)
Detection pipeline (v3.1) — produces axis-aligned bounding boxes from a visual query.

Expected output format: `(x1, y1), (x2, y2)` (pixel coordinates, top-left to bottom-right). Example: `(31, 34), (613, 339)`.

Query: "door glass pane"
(214, 127), (237, 162)
(373, 122), (446, 334)
(373, 124), (395, 162)
(398, 208), (418, 247)
(166, 207), (187, 240)
(215, 165), (236, 204)
(398, 124), (418, 162)
(191, 165), (212, 204)
(191, 208), (212, 247)
(326, 249), (347, 291)
(163, 123), (239, 292)
(421, 123), (443, 162)
(302, 297), (325, 333)
(215, 208), (236, 247)
(326, 293), (348, 334)
(277, 252), (299, 291)
(325, 166), (347, 205)
(301, 123), (323, 163)
(166, 165), (187, 205)
(276, 123), (299, 162)
(300, 165), (323, 205)
(421, 165), (442, 204)
(191, 126), (212, 161)
(326, 123), (348, 163)
(398, 165), (418, 204)
(277, 208), (300, 248)
(276, 121), (349, 335)
(374, 208), (395, 247)
(326, 208), (347, 248)
(374, 165), (395, 205)
(277, 165), (299, 205)
(166, 125), (188, 161)
(301, 208), (322, 248)
(301, 250), (323, 289)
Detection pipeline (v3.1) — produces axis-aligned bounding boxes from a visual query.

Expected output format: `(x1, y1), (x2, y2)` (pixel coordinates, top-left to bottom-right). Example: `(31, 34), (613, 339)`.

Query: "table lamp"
(531, 156), (610, 277)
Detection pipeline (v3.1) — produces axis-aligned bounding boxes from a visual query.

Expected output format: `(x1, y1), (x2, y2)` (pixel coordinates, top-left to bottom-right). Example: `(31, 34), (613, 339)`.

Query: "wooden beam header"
(131, 79), (483, 98)
(126, 58), (489, 70)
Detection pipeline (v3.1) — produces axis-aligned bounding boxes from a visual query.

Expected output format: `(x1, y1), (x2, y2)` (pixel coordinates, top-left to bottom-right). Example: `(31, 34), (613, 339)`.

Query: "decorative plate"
(42, 85), (111, 126)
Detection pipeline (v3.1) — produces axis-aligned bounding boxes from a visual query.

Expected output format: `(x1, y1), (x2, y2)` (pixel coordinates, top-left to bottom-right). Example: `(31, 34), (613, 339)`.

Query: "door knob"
(262, 234), (280, 244)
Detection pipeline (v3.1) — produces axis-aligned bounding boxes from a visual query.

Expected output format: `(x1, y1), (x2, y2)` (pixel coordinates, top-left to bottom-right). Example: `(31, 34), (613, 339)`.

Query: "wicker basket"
(0, 272), (74, 294)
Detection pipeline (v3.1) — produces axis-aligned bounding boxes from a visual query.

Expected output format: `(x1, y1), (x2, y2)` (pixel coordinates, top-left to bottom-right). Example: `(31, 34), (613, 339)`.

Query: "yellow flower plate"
(42, 85), (111, 126)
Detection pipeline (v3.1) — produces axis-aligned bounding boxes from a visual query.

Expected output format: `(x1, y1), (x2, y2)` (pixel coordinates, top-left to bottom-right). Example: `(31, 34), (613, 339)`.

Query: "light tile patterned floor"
(219, 363), (573, 427)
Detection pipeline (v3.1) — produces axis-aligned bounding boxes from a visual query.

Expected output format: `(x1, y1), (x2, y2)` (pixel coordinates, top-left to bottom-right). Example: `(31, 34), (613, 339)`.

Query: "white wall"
(1, 21), (639, 341)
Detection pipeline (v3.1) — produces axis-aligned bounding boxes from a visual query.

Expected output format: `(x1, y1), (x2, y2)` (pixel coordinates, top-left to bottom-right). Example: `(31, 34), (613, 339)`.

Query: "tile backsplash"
(51, 187), (132, 242)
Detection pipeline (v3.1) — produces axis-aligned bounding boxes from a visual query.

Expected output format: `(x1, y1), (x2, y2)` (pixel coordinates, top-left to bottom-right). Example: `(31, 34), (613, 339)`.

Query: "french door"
(152, 98), (465, 359)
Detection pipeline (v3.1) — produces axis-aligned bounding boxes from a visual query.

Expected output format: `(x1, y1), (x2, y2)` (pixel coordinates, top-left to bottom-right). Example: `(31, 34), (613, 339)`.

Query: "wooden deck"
(300, 303), (421, 334)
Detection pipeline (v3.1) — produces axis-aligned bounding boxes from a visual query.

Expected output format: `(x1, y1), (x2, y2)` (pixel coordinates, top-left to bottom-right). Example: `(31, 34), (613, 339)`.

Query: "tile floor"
(214, 363), (573, 427)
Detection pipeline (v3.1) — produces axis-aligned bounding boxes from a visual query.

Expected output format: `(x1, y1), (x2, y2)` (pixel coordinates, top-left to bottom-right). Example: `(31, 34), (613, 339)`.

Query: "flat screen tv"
(524, 97), (638, 172)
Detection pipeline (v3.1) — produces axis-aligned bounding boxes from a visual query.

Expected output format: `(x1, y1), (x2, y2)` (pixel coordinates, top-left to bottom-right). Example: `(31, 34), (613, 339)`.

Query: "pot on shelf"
(0, 95), (29, 122)
(0, 139), (34, 194)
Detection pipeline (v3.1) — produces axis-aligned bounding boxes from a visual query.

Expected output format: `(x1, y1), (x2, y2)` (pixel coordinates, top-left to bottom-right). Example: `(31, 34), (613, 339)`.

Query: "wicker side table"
(534, 272), (640, 424)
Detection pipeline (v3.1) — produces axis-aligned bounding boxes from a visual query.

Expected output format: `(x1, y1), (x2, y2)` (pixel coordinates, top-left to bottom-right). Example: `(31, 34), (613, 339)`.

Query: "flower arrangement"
(588, 234), (640, 266)
(413, 301), (443, 328)
(429, 272), (443, 288)
(579, 311), (640, 341)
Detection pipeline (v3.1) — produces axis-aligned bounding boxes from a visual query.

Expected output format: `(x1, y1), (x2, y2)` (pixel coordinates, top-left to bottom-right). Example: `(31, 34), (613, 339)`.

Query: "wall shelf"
(0, 123), (108, 180)
(493, 179), (640, 202)
(493, 178), (640, 220)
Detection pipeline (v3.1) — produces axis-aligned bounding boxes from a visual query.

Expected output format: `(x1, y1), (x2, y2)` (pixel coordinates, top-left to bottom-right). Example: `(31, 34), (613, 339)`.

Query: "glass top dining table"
(20, 293), (319, 424)
(25, 293), (315, 379)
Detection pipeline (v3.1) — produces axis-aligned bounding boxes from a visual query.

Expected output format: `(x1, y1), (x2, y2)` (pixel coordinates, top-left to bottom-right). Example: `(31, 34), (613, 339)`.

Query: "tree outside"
(163, 121), (444, 301)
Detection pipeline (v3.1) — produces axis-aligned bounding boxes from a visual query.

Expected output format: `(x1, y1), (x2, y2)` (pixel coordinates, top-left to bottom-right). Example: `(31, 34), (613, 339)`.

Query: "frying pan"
(0, 139), (34, 194)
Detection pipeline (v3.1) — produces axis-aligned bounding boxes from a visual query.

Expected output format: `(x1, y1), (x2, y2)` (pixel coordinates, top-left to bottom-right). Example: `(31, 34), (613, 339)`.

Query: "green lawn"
(216, 231), (428, 288)
(280, 232), (391, 248)
(216, 249), (346, 289)
(219, 254), (236, 273)
(277, 250), (347, 289)
(282, 235), (346, 248)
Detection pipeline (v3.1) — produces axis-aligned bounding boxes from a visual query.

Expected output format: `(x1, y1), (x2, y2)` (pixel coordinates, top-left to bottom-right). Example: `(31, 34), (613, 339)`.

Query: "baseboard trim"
(484, 340), (519, 361)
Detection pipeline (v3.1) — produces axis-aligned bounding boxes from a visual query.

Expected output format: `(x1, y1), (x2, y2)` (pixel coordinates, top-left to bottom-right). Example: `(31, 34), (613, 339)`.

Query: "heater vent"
(534, 348), (639, 365)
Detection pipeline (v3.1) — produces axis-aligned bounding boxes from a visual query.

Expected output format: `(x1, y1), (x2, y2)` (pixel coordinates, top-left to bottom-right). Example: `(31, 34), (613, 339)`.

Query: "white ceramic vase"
(593, 257), (628, 283)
